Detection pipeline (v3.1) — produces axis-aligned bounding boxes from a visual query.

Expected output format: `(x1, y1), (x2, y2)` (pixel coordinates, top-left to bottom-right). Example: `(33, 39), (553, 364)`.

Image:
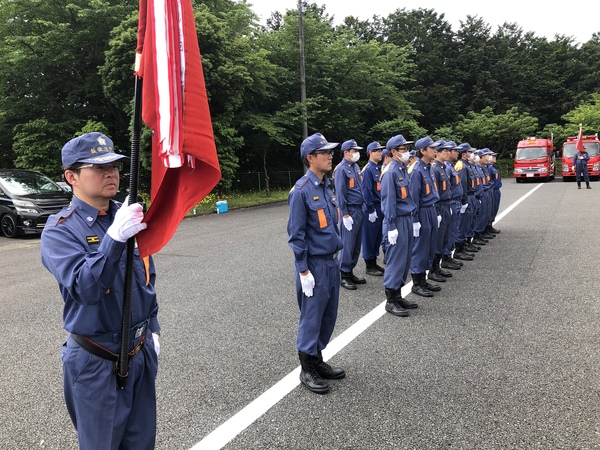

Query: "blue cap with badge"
(415, 136), (441, 150)
(341, 139), (363, 152)
(386, 134), (414, 151)
(62, 132), (128, 169)
(300, 133), (339, 158)
(366, 141), (385, 153)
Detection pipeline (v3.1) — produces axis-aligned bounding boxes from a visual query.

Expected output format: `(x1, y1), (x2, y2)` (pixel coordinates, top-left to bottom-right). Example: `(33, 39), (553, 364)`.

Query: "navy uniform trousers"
(410, 205), (438, 273)
(457, 194), (476, 243)
(296, 256), (340, 355)
(62, 331), (158, 450)
(362, 203), (383, 260)
(444, 200), (461, 256)
(435, 200), (452, 255)
(474, 190), (492, 234)
(340, 205), (364, 272)
(383, 215), (413, 291)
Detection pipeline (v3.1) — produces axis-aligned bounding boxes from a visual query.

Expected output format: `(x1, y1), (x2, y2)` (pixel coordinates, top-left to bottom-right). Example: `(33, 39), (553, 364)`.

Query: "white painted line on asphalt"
(191, 183), (543, 450)
(493, 183), (544, 224)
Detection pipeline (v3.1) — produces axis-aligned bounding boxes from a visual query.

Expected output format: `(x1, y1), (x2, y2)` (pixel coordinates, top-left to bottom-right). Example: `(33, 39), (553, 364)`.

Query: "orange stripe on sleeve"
(317, 209), (327, 229)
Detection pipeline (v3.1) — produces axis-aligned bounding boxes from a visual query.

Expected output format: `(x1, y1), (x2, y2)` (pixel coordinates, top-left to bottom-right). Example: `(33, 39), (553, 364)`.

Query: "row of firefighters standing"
(335, 134), (502, 316)
(287, 132), (503, 395)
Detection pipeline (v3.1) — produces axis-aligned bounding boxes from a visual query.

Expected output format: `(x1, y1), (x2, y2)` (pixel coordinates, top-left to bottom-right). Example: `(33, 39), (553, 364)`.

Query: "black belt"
(71, 333), (146, 362)
(311, 251), (339, 260)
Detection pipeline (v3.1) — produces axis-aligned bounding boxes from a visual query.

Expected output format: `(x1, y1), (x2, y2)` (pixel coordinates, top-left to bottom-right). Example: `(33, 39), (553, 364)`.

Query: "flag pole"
(117, 70), (143, 389)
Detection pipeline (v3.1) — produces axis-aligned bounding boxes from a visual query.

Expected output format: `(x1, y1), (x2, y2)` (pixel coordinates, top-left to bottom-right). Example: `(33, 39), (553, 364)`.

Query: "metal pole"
(117, 74), (143, 389)
(298, 0), (307, 141)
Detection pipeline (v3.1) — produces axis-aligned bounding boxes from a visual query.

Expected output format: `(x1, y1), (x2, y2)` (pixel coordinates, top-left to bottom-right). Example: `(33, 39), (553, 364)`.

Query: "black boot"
(385, 288), (410, 316)
(421, 272), (441, 292)
(578, 181), (581, 189)
(486, 225), (500, 234)
(587, 182), (592, 189)
(365, 259), (384, 276)
(454, 243), (474, 261)
(349, 270), (366, 285)
(315, 352), (346, 379)
(428, 257), (446, 282)
(394, 288), (418, 310)
(481, 231), (495, 239)
(472, 234), (488, 245)
(441, 254), (461, 270)
(465, 238), (481, 252)
(340, 271), (357, 290)
(411, 273), (433, 297)
(435, 256), (453, 277)
(298, 352), (329, 394)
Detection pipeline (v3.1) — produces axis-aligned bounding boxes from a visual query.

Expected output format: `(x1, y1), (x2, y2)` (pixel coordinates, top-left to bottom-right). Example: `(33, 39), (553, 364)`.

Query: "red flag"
(135, 0), (221, 257)
(576, 123), (584, 152)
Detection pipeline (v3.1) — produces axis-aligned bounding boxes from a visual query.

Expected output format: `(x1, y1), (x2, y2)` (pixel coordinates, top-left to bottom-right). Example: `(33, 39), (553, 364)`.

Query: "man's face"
(308, 149), (334, 172)
(369, 149), (382, 163)
(65, 163), (121, 203)
(421, 146), (437, 161)
(436, 149), (450, 162)
(449, 149), (459, 162)
(393, 146), (408, 161)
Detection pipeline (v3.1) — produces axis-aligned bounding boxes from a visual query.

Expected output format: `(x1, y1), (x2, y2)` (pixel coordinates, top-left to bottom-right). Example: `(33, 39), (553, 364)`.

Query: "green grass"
(188, 189), (289, 215)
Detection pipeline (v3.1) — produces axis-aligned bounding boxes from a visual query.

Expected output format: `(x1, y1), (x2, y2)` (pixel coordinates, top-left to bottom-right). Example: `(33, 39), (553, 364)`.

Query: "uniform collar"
(70, 196), (117, 228)
(306, 169), (330, 188)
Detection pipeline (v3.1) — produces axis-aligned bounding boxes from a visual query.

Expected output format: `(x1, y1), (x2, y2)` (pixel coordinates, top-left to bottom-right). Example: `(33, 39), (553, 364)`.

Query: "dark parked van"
(0, 169), (72, 237)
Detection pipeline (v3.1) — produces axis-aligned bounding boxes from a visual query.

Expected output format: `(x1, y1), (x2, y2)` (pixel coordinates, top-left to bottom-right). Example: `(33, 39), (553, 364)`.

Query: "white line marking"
(190, 183), (543, 450)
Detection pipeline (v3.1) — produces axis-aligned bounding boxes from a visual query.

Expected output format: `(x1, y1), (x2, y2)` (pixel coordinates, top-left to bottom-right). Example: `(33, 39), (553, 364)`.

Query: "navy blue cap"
(475, 148), (491, 156)
(408, 150), (416, 157)
(341, 139), (363, 152)
(366, 141), (385, 153)
(386, 134), (414, 151)
(415, 136), (440, 150)
(456, 142), (473, 154)
(300, 133), (339, 158)
(446, 141), (458, 150)
(62, 132), (128, 169)
(381, 148), (390, 158)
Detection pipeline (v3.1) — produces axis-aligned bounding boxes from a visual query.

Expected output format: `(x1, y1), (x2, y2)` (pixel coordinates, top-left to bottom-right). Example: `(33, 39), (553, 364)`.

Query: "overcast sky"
(246, 0), (599, 45)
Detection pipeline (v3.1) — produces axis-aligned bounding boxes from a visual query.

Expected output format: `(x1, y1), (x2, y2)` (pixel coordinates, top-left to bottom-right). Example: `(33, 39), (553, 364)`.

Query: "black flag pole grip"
(117, 74), (143, 389)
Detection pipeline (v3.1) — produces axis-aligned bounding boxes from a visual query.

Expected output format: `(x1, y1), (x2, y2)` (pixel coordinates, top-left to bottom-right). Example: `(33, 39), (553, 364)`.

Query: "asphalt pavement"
(1, 178), (599, 449)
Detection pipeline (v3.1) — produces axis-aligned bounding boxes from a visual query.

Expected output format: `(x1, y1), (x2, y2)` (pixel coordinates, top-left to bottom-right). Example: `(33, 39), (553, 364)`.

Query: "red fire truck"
(561, 134), (600, 181)
(513, 137), (556, 182)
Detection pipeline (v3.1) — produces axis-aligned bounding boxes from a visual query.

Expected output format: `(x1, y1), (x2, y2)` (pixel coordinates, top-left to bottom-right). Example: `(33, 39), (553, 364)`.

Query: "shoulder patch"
(407, 162), (416, 174)
(455, 160), (463, 171)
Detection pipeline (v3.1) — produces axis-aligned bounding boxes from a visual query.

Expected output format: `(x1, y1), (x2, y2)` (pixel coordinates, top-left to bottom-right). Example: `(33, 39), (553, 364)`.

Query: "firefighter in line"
(287, 132), (346, 395)
(429, 140), (456, 281)
(487, 150), (502, 234)
(361, 141), (386, 276)
(442, 141), (467, 267)
(380, 134), (418, 317)
(409, 136), (442, 297)
(473, 149), (496, 243)
(334, 139), (367, 290)
(380, 147), (393, 262)
(454, 143), (479, 257)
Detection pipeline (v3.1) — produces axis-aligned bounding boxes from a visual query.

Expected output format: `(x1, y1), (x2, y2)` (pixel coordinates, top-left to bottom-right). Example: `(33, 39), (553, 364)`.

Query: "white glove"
(413, 222), (421, 237)
(437, 215), (442, 228)
(300, 271), (315, 297)
(152, 332), (160, 357)
(107, 196), (147, 242)
(368, 211), (378, 223)
(388, 229), (398, 245)
(460, 203), (468, 214)
(450, 208), (453, 216)
(342, 215), (353, 231)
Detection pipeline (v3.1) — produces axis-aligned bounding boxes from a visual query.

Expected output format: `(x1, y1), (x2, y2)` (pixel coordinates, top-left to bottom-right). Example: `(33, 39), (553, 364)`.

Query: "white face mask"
(474, 155), (480, 163)
(468, 153), (475, 161)
(350, 152), (360, 163)
(399, 152), (410, 163)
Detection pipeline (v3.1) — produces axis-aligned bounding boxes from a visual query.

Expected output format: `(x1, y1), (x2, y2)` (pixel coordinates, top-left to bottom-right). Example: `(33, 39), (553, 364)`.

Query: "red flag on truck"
(576, 123), (584, 152)
(134, 0), (221, 257)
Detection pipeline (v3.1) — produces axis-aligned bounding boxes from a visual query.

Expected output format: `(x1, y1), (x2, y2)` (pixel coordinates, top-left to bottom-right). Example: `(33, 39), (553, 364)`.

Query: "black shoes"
(441, 254), (462, 270)
(315, 352), (345, 379)
(340, 272), (356, 290)
(365, 258), (384, 276)
(298, 352), (329, 394)
(384, 288), (410, 317)
(411, 273), (438, 297)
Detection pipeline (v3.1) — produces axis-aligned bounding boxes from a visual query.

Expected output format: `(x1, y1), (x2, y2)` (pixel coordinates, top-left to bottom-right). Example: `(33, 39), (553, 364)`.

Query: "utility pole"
(298, 0), (308, 141)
